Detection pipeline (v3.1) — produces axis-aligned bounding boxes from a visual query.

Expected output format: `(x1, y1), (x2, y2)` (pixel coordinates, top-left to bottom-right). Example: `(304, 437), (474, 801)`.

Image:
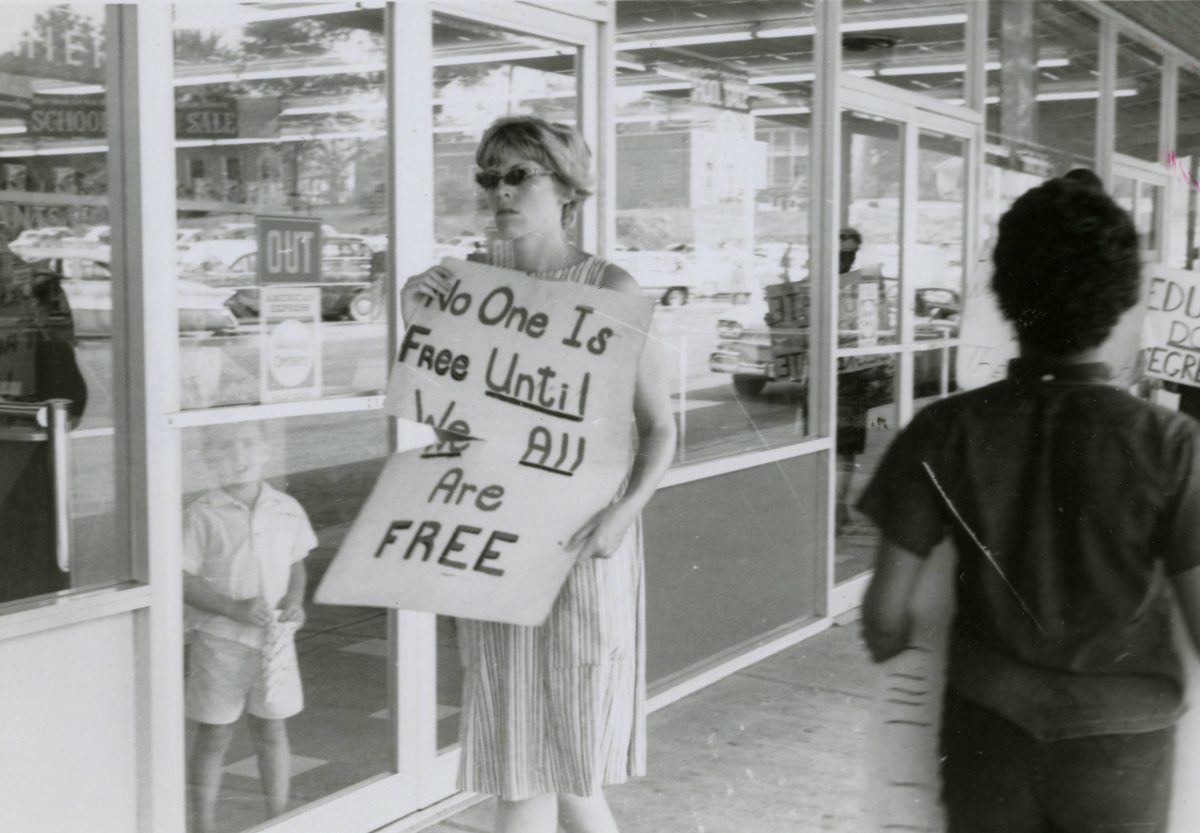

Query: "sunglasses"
(474, 167), (556, 190)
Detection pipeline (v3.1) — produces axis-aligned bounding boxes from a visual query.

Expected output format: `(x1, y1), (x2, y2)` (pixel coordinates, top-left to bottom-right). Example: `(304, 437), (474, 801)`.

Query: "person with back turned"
(859, 176), (1200, 833)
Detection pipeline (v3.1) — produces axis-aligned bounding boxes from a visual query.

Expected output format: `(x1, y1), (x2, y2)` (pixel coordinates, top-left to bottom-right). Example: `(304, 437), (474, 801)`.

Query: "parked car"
(709, 278), (960, 397)
(19, 247), (239, 337)
(613, 242), (753, 306)
(178, 235), (382, 322)
(10, 227), (77, 256)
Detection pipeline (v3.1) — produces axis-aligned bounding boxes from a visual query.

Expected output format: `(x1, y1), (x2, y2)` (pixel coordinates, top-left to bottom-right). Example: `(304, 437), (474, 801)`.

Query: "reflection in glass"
(173, 5), (389, 409)
(610, 9), (815, 464)
(843, 111), (901, 348)
(842, 0), (968, 106)
(182, 412), (390, 833)
(0, 5), (127, 605)
(834, 354), (898, 584)
(915, 131), (965, 341)
(986, 1), (1099, 169)
(1168, 69), (1200, 270)
(913, 347), (956, 408)
(1115, 35), (1162, 163)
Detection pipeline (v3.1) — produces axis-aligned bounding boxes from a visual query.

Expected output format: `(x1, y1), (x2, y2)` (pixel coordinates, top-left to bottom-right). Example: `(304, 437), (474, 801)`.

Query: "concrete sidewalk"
(424, 621), (880, 833)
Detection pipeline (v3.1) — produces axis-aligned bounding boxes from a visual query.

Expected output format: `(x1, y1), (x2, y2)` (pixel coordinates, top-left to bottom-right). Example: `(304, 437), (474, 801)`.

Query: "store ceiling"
(1104, 2), (1200, 62)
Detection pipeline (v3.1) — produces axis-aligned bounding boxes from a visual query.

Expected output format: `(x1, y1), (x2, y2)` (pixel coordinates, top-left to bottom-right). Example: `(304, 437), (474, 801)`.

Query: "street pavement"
(422, 621), (880, 833)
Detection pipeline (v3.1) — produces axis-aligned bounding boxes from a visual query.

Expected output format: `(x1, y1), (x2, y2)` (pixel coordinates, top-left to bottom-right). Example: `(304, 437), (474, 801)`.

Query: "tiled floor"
(191, 532), (892, 833)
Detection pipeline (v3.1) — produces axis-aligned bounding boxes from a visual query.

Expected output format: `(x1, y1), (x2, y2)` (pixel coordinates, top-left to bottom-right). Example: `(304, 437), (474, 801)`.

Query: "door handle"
(0, 399), (73, 573)
(46, 399), (71, 574)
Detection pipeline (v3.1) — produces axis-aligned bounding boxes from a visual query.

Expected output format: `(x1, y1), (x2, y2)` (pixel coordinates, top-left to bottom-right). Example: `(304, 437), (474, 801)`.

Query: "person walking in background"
(402, 116), (676, 833)
(858, 176), (1200, 833)
(183, 421), (316, 833)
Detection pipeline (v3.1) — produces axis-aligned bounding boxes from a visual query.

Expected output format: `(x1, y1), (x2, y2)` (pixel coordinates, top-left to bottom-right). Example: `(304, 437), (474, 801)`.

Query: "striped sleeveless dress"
(456, 241), (647, 801)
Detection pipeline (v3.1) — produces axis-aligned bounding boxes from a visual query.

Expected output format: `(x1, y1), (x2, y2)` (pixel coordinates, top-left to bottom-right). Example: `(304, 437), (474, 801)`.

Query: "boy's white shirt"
(183, 482), (317, 648)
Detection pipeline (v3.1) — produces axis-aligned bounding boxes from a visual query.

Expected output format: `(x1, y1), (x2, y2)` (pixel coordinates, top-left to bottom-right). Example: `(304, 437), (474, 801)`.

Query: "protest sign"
(315, 258), (654, 625)
(1141, 267), (1200, 387)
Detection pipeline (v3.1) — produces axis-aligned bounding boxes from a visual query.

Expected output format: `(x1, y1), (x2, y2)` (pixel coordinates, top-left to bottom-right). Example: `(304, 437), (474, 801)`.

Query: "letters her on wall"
(315, 259), (654, 625)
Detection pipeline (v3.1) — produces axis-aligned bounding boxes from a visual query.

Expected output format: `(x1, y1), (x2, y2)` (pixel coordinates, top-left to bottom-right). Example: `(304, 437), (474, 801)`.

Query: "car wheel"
(348, 289), (380, 322)
(662, 287), (688, 307)
(733, 375), (767, 397)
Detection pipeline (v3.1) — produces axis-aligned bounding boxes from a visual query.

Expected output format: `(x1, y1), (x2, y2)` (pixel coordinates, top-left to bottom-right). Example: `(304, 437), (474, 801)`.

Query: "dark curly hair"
(992, 177), (1140, 355)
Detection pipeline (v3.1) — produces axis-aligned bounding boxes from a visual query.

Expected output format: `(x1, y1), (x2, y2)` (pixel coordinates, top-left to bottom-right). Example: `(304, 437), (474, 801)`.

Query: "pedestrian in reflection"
(0, 227), (87, 604)
(402, 116), (676, 833)
(859, 176), (1200, 832)
(183, 421), (316, 833)
(835, 226), (872, 535)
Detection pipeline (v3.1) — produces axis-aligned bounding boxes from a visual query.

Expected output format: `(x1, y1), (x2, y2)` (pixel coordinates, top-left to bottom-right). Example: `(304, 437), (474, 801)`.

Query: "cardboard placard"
(315, 258), (654, 625)
(1142, 267), (1200, 388)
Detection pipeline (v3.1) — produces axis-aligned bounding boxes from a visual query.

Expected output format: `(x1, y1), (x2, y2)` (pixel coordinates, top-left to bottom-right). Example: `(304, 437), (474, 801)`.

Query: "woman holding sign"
(403, 117), (675, 833)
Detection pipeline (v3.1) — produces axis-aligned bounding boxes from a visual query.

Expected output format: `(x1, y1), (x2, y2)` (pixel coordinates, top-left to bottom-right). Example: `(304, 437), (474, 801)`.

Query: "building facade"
(0, 2), (1197, 831)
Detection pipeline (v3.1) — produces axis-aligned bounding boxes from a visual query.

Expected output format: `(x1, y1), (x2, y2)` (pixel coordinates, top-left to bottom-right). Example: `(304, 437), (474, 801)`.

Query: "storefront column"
(813, 0), (840, 612)
(105, 5), (186, 831)
(998, 0), (1036, 146)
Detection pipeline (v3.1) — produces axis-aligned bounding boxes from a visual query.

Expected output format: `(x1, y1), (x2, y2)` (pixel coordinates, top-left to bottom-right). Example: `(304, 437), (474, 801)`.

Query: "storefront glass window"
(842, 110), (901, 348)
(0, 5), (130, 608)
(916, 130), (965, 341)
(986, 1), (1099, 172)
(180, 413), (390, 833)
(173, 5), (389, 410)
(1167, 67), (1200, 271)
(1115, 35), (1162, 163)
(1113, 174), (1163, 257)
(614, 1), (815, 464)
(842, 0), (969, 107)
(835, 354), (898, 583)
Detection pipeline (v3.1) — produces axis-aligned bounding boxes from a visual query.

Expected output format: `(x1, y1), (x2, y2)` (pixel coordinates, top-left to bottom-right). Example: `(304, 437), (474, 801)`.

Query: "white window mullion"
(105, 5), (185, 833)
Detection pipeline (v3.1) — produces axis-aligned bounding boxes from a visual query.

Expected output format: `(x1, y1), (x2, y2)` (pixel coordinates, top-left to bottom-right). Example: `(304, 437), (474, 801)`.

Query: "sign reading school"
(315, 259), (654, 625)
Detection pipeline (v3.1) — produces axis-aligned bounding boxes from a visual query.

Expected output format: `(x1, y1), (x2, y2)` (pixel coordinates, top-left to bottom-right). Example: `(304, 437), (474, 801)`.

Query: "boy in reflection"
(183, 421), (316, 833)
(859, 177), (1200, 832)
(0, 226), (87, 604)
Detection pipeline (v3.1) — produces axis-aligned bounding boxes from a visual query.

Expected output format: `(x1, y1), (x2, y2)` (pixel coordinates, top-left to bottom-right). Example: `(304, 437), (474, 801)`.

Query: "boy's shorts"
(185, 631), (302, 724)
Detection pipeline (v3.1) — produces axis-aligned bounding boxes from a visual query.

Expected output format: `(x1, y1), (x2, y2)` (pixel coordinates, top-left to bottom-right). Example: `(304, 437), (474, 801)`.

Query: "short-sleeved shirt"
(184, 484), (317, 648)
(859, 359), (1200, 740)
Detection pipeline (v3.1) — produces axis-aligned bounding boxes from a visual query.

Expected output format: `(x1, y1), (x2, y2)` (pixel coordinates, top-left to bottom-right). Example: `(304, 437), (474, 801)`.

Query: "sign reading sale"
(315, 259), (653, 625)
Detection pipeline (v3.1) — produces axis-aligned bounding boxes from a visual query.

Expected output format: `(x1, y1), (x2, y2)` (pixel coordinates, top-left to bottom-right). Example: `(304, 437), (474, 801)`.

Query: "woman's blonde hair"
(476, 116), (593, 229)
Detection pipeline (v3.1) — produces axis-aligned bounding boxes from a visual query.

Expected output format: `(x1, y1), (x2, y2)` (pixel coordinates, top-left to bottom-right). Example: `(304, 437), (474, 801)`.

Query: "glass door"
(833, 92), (976, 591)
(422, 1), (598, 801)
(167, 3), (599, 830)
(169, 7), (400, 832)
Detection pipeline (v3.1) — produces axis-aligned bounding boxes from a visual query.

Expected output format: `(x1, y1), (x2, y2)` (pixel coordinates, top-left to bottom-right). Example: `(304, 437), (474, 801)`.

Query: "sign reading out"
(1142, 268), (1200, 386)
(315, 259), (654, 625)
(256, 216), (321, 284)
